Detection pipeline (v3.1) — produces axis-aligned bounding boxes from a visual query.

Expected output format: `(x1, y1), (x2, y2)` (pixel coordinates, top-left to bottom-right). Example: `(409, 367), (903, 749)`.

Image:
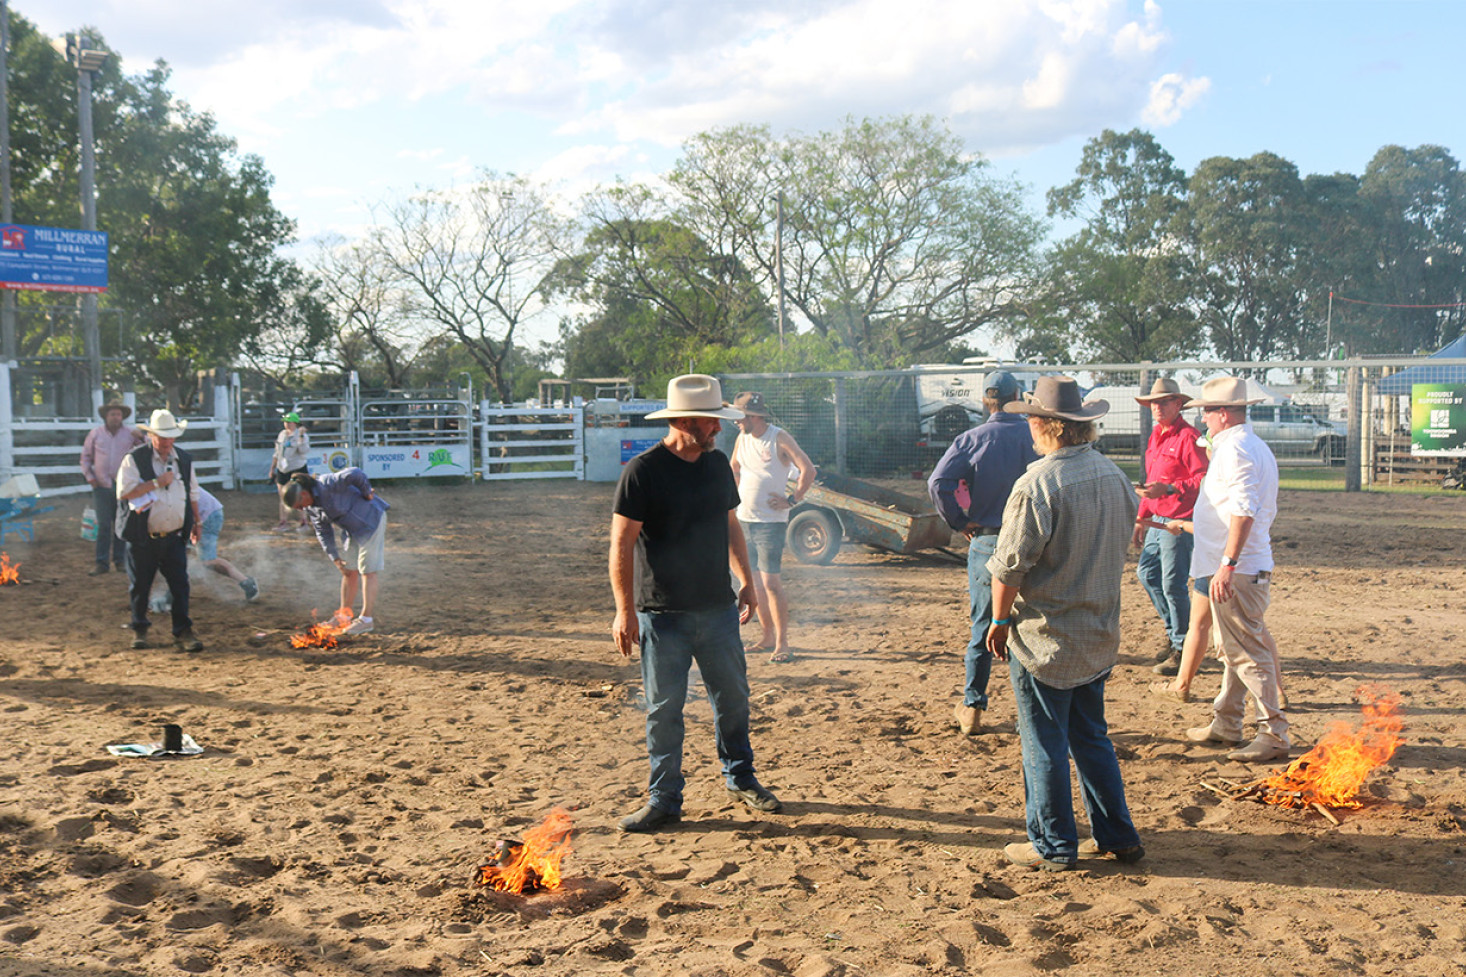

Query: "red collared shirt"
(1137, 418), (1208, 522)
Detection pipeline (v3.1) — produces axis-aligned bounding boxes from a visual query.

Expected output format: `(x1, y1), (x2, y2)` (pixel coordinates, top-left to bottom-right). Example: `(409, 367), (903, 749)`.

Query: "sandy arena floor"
(2, 480), (1465, 976)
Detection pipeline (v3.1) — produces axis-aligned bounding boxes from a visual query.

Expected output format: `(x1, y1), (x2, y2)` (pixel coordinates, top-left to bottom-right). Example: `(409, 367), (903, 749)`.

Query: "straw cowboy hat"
(136, 409), (189, 439)
(97, 401), (132, 419)
(1183, 377), (1266, 409)
(646, 374), (745, 421)
(732, 391), (773, 418)
(1003, 375), (1110, 421)
(1135, 378), (1187, 403)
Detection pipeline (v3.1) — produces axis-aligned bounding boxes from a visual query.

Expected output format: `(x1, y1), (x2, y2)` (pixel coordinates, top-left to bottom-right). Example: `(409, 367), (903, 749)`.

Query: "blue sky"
(25, 0), (1466, 346)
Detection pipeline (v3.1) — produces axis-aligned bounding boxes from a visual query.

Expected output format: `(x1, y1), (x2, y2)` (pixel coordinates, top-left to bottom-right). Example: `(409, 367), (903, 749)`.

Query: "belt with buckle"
(972, 526), (1000, 537)
(149, 529), (182, 539)
(1254, 570), (1271, 581)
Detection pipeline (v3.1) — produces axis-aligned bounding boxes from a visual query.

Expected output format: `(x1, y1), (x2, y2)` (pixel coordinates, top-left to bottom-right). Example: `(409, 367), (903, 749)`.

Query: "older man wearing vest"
(116, 409), (203, 653)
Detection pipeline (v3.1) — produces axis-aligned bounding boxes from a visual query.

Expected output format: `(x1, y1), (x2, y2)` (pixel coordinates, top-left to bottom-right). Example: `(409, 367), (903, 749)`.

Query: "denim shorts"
(197, 509), (224, 562)
(1193, 574), (1211, 596)
(740, 521), (787, 574)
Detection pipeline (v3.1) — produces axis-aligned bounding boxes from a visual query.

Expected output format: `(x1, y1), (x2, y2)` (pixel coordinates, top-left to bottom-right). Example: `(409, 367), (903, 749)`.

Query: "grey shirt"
(987, 442), (1138, 689)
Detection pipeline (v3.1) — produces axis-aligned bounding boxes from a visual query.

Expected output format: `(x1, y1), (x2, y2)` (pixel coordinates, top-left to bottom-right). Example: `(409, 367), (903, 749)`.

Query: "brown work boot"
(1152, 652), (1181, 676)
(1227, 734), (1289, 764)
(174, 630), (204, 653)
(954, 703), (982, 736)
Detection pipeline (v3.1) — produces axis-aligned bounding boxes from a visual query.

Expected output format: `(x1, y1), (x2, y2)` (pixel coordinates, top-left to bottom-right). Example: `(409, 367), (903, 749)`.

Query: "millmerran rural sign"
(0, 224), (109, 293)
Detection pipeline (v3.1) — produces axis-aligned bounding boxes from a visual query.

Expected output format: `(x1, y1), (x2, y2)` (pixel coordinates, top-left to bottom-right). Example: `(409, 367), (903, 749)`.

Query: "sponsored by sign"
(1411, 383), (1466, 456)
(620, 439), (660, 464)
(361, 444), (471, 478)
(0, 223), (109, 293)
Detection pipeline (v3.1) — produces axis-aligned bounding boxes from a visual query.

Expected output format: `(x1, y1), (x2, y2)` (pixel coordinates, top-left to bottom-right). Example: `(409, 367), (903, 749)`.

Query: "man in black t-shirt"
(611, 374), (782, 832)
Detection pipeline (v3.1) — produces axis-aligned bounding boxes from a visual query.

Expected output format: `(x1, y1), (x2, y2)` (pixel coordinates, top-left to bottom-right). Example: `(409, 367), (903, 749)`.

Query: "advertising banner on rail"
(0, 224), (109, 293)
(1411, 383), (1466, 456)
(361, 444), (471, 478)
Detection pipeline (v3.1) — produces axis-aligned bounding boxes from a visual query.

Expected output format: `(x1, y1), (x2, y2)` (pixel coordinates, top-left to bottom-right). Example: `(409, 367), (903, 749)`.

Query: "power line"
(1332, 292), (1466, 310)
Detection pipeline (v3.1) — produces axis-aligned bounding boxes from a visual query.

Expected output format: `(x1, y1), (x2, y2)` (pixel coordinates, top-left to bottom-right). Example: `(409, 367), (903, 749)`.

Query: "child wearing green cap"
(268, 412), (312, 532)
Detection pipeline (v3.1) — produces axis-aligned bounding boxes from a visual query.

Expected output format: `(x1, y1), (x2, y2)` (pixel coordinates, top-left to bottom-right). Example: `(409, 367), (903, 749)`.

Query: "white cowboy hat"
(136, 408), (189, 439)
(645, 374), (745, 421)
(1003, 375), (1109, 421)
(1183, 377), (1266, 409)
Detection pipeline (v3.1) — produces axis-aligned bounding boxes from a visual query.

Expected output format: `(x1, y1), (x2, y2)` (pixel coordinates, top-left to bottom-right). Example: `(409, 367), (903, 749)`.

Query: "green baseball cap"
(283, 411), (301, 423)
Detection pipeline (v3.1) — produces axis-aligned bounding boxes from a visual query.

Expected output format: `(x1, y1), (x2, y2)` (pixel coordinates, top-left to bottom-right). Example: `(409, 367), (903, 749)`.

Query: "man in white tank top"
(730, 391), (816, 664)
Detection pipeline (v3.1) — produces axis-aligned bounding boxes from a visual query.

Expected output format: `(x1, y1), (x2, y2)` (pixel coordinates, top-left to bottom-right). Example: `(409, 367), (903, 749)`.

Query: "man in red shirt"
(1131, 379), (1209, 675)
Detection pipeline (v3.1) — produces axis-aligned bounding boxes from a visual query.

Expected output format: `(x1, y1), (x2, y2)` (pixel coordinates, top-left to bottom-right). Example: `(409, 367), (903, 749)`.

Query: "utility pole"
(774, 191), (786, 353)
(0, 0), (15, 362)
(72, 33), (107, 412)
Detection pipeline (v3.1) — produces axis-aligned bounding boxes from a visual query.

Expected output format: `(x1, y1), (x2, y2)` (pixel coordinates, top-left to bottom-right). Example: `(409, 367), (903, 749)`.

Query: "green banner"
(1411, 383), (1466, 456)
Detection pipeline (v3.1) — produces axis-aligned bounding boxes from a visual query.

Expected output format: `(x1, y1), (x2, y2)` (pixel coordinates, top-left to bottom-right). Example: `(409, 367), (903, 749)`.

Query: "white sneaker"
(342, 617), (375, 635)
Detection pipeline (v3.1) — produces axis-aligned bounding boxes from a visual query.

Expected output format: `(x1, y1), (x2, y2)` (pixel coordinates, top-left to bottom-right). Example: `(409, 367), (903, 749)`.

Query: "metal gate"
(357, 397), (474, 479)
(479, 405), (584, 481)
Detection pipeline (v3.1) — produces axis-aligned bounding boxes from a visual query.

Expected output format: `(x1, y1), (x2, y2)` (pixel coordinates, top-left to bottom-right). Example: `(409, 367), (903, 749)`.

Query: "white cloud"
(1142, 71), (1211, 126)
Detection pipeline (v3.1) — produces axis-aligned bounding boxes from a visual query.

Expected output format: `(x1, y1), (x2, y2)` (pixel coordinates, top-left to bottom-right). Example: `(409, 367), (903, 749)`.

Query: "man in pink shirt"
(1131, 379), (1209, 676)
(80, 401), (144, 576)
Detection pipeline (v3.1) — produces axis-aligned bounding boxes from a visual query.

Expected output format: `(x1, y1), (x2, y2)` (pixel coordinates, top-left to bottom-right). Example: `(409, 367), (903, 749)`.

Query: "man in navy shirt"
(610, 374), (778, 833)
(927, 372), (1038, 735)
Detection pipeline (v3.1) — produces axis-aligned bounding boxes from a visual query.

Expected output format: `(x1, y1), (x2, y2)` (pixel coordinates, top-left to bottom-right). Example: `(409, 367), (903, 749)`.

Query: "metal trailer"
(784, 471), (953, 565)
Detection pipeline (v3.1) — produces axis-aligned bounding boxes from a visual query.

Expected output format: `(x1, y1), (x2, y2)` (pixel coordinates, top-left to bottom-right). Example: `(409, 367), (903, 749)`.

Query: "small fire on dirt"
(475, 809), (574, 895)
(0, 552), (19, 586)
(1228, 686), (1404, 814)
(290, 608), (353, 649)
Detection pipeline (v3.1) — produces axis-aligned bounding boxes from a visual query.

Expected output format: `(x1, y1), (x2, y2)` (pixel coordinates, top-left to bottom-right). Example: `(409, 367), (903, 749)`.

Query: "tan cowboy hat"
(1003, 376), (1109, 421)
(1183, 377), (1265, 409)
(646, 374), (745, 421)
(97, 401), (132, 419)
(1135, 378), (1187, 403)
(136, 408), (189, 439)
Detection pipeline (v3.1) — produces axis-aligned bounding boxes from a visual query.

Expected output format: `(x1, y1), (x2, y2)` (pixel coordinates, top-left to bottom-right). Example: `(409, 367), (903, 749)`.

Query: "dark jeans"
(637, 605), (756, 816)
(92, 485), (127, 567)
(128, 533), (192, 637)
(1009, 656), (1140, 860)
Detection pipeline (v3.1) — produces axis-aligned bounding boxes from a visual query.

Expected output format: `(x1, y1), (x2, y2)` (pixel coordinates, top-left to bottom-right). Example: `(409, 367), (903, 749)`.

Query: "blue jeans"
(1009, 657), (1140, 861)
(638, 605), (757, 816)
(964, 534), (998, 709)
(92, 484), (127, 567)
(1137, 527), (1193, 652)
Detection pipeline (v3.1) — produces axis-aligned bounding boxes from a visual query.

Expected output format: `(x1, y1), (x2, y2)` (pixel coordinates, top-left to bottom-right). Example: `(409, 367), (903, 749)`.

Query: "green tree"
(374, 172), (575, 402)
(7, 14), (320, 406)
(670, 115), (1044, 363)
(1024, 129), (1197, 363)
(1177, 152), (1312, 363)
(1349, 145), (1466, 353)
(553, 184), (774, 382)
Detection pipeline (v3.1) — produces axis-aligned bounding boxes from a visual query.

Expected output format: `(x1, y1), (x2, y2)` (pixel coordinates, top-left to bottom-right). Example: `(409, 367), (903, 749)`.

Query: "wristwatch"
(1222, 556), (1239, 568)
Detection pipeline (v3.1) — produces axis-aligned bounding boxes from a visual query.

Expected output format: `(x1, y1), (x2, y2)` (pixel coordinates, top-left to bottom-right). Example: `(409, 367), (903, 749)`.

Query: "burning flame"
(475, 808), (574, 894)
(0, 552), (19, 585)
(1261, 686), (1404, 809)
(290, 608), (354, 649)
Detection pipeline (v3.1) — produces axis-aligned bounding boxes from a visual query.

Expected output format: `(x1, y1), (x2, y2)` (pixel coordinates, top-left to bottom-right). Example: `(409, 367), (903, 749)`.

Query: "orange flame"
(0, 552), (19, 585)
(290, 608), (354, 649)
(1261, 686), (1404, 809)
(475, 808), (574, 894)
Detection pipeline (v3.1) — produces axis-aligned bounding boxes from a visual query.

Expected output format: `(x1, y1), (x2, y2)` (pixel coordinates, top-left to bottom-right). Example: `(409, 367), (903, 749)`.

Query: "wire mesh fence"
(719, 356), (1466, 490)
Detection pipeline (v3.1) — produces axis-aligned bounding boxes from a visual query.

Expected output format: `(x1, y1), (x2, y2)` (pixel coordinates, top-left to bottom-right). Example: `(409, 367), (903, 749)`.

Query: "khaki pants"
(1210, 572), (1289, 745)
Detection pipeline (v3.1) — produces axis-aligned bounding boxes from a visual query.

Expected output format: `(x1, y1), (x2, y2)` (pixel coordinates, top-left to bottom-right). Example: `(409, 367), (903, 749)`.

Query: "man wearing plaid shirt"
(985, 376), (1144, 872)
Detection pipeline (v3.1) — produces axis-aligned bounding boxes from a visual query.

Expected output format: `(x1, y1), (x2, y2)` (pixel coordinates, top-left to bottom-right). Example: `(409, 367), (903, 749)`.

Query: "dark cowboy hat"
(732, 391), (773, 418)
(98, 401), (132, 419)
(1003, 376), (1109, 421)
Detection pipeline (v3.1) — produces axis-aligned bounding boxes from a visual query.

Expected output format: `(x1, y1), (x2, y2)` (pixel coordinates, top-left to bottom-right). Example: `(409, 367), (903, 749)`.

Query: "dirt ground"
(2, 478), (1466, 977)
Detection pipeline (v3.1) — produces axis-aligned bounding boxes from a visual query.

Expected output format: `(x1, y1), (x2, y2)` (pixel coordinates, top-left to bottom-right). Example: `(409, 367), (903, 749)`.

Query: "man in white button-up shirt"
(1182, 378), (1289, 763)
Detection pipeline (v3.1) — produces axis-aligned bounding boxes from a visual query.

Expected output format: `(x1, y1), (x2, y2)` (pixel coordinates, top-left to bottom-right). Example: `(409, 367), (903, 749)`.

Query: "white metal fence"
(479, 405), (584, 481)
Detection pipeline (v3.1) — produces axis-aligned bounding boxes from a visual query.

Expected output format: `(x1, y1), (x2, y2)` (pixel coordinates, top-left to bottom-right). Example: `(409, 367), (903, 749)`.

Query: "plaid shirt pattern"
(988, 443), (1138, 689)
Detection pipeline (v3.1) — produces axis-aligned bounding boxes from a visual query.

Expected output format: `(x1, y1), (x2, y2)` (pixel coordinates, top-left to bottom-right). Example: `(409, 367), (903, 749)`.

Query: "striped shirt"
(987, 442), (1138, 689)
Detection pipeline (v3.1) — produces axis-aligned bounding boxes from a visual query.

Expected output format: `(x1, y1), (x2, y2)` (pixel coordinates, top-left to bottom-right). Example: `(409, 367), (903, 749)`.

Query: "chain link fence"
(720, 355), (1466, 490)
